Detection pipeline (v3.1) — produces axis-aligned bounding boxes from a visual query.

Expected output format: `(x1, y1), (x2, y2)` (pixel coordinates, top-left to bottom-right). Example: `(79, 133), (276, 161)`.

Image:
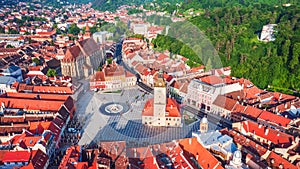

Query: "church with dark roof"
(60, 25), (105, 79)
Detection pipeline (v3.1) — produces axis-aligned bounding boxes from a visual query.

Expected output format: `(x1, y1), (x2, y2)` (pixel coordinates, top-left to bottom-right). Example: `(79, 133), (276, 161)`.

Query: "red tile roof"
(165, 98), (181, 117)
(242, 106), (263, 119)
(178, 138), (223, 169)
(5, 92), (70, 101)
(2, 151), (31, 163)
(241, 120), (294, 145)
(157, 53), (169, 61)
(266, 151), (297, 169)
(200, 75), (225, 85)
(258, 111), (292, 127)
(29, 121), (51, 135)
(142, 98), (181, 117)
(32, 85), (73, 94)
(213, 95), (237, 111)
(20, 149), (49, 169)
(0, 98), (65, 112)
(221, 129), (268, 157)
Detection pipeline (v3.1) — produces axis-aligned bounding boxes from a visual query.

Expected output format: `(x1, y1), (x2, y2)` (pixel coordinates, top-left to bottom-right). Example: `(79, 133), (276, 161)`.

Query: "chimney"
(134, 148), (137, 158)
(265, 128), (269, 135)
(196, 152), (199, 160)
(189, 138), (192, 145)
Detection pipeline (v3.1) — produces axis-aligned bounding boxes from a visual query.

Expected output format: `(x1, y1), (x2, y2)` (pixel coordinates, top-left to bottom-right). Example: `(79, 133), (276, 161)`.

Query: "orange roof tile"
(241, 120), (294, 145)
(258, 111), (292, 127)
(178, 138), (223, 169)
(213, 95), (237, 111)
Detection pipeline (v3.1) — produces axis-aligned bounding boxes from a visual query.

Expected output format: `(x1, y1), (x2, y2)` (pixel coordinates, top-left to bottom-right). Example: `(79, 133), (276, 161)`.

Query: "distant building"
(186, 76), (242, 112)
(225, 150), (249, 169)
(90, 61), (137, 91)
(199, 117), (208, 133)
(259, 24), (277, 42)
(193, 130), (237, 161)
(93, 31), (113, 44)
(142, 70), (182, 127)
(133, 23), (148, 35)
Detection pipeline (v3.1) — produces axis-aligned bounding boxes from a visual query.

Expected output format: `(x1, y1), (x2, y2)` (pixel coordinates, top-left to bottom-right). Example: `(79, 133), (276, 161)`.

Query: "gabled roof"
(258, 111), (292, 127)
(241, 120), (294, 145)
(90, 71), (105, 82)
(29, 121), (51, 135)
(2, 151), (31, 163)
(179, 138), (223, 169)
(58, 106), (70, 122)
(0, 97), (65, 112)
(142, 98), (181, 117)
(213, 95), (237, 111)
(266, 151), (297, 169)
(21, 149), (49, 169)
(165, 98), (181, 117)
(242, 106), (263, 119)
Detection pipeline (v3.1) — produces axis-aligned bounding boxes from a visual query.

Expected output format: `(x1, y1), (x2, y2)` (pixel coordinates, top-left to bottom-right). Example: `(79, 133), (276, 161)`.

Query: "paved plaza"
(77, 86), (220, 147)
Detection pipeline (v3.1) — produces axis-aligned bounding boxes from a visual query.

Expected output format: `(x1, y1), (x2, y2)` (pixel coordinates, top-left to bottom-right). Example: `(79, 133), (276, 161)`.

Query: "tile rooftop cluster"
(59, 138), (223, 169)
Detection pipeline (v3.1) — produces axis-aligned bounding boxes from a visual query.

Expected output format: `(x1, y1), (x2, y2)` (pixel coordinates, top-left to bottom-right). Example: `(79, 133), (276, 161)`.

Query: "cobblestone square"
(77, 86), (219, 147)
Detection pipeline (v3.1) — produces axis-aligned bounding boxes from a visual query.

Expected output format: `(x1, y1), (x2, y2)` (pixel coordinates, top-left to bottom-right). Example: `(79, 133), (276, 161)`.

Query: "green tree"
(205, 58), (212, 71)
(46, 69), (57, 77)
(32, 58), (40, 65)
(6, 44), (15, 48)
(68, 23), (80, 35)
(289, 43), (300, 71)
(107, 58), (113, 64)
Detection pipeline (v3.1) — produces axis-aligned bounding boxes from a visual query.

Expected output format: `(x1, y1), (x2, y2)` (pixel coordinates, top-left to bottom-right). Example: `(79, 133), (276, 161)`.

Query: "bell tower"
(200, 116), (208, 133)
(83, 25), (91, 39)
(153, 69), (166, 126)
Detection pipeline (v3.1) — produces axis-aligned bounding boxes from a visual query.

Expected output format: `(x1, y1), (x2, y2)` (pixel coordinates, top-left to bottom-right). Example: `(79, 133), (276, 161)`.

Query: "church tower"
(83, 25), (91, 40)
(153, 69), (166, 126)
(200, 116), (208, 133)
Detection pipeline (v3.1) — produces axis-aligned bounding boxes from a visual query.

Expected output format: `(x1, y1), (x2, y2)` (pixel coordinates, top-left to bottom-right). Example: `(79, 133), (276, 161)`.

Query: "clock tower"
(153, 70), (166, 126)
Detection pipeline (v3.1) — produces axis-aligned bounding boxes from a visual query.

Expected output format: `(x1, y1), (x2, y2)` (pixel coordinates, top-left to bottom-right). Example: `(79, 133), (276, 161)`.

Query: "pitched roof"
(29, 121), (51, 135)
(63, 45), (81, 62)
(242, 106), (263, 119)
(0, 97), (64, 112)
(90, 71), (105, 82)
(165, 98), (181, 117)
(266, 151), (297, 169)
(258, 111), (292, 127)
(241, 120), (294, 145)
(178, 138), (223, 169)
(213, 95), (237, 111)
(142, 98), (181, 117)
(200, 75), (224, 85)
(32, 85), (73, 94)
(21, 149), (49, 169)
(2, 151), (31, 163)
(5, 92), (69, 101)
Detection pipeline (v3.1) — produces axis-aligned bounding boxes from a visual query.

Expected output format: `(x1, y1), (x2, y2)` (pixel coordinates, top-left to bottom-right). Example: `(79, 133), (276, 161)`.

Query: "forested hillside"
(152, 3), (300, 92)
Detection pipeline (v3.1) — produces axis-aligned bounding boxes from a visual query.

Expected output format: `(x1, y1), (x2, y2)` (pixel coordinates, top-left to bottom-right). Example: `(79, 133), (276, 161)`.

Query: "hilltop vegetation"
(151, 2), (300, 92)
